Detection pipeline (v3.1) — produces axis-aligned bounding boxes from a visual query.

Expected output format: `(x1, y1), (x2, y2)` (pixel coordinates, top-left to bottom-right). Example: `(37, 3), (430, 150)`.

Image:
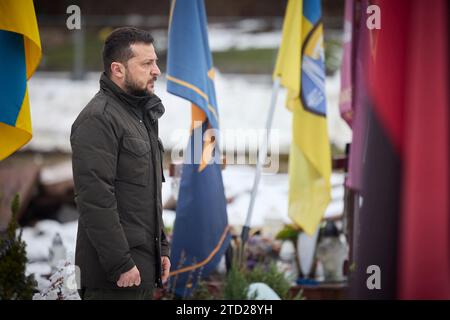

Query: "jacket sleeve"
(156, 120), (170, 258)
(160, 227), (170, 257)
(71, 114), (135, 282)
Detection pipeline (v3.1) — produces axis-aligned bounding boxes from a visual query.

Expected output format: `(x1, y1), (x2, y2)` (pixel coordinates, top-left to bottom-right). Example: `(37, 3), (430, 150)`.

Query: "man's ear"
(110, 62), (125, 79)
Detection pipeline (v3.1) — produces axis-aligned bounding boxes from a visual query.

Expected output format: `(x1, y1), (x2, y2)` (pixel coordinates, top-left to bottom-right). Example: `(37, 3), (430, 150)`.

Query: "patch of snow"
(247, 282), (281, 300)
(21, 219), (77, 263)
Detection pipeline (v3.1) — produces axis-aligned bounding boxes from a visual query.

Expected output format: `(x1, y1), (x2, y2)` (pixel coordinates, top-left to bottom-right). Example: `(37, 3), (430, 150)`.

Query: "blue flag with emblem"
(166, 0), (231, 298)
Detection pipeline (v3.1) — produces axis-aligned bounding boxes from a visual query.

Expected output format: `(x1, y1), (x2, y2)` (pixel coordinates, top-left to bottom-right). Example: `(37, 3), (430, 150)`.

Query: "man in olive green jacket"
(71, 27), (170, 300)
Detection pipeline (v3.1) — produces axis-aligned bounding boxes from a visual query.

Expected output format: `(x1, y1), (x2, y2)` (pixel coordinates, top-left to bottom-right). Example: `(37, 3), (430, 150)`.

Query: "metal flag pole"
(239, 78), (281, 264)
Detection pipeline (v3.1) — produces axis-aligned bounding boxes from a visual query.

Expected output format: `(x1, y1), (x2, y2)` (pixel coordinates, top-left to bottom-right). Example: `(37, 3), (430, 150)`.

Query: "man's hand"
(117, 266), (141, 287)
(161, 256), (171, 284)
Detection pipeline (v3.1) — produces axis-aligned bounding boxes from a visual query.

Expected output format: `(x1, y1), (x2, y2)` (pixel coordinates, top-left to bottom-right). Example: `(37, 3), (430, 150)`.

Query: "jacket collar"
(100, 72), (165, 121)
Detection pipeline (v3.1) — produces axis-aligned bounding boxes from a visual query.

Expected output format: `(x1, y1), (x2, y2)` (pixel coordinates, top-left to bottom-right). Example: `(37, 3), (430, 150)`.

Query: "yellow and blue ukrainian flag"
(274, 0), (331, 235)
(166, 0), (231, 297)
(0, 0), (41, 160)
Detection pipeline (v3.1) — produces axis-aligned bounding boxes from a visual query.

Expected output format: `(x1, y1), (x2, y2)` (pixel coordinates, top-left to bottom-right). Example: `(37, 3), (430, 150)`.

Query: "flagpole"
(240, 78), (281, 257)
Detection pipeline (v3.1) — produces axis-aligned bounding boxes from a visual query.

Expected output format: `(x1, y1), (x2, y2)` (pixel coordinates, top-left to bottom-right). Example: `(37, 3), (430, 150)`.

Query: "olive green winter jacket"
(71, 73), (169, 290)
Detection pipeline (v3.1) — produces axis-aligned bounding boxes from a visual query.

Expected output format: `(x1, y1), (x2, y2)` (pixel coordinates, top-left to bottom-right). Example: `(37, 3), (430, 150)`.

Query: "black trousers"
(80, 288), (154, 300)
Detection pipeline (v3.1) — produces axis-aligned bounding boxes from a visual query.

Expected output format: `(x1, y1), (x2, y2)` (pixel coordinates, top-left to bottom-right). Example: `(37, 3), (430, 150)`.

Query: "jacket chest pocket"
(117, 136), (151, 186)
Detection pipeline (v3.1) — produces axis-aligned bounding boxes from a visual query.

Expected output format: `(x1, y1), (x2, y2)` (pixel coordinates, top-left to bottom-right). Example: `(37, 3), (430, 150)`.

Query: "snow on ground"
(22, 219), (78, 263)
(26, 71), (351, 155)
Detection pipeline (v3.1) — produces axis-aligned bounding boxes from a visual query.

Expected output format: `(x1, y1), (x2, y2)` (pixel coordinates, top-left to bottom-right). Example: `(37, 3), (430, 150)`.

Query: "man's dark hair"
(102, 27), (154, 77)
